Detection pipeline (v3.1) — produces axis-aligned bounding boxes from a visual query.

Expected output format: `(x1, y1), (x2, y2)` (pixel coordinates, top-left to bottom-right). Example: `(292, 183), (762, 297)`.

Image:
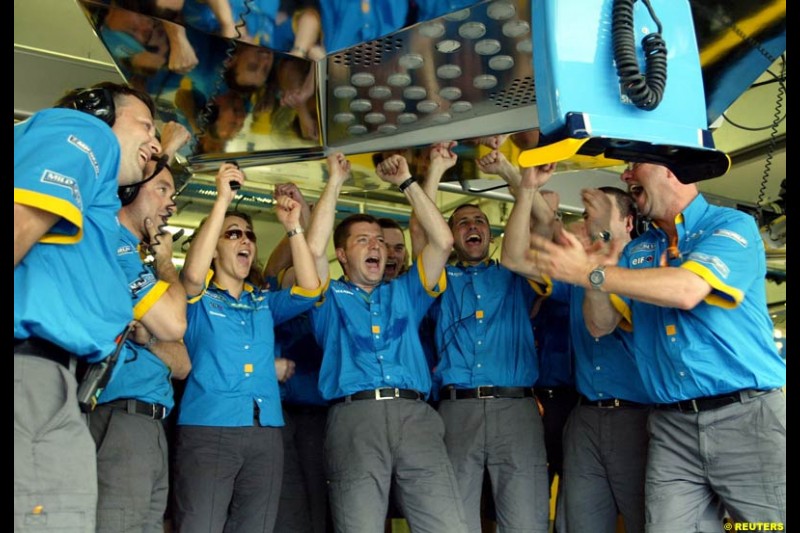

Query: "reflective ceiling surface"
(14, 0), (786, 302)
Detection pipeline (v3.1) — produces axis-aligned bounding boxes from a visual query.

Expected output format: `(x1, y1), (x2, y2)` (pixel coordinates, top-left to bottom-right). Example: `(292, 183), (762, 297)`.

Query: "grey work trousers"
(562, 404), (650, 533)
(324, 398), (467, 533)
(88, 403), (169, 533)
(14, 354), (98, 532)
(438, 397), (550, 533)
(172, 424), (284, 533)
(645, 389), (786, 533)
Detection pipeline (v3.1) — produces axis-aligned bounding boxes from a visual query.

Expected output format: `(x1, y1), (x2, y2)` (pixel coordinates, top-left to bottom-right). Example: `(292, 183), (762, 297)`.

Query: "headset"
(70, 86), (167, 206)
(71, 87), (116, 126)
(118, 154), (170, 206)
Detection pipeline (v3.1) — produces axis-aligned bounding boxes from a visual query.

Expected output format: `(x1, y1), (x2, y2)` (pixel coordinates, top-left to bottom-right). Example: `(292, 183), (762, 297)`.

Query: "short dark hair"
(377, 217), (404, 232)
(598, 186), (636, 220)
(334, 214), (379, 249)
(54, 81), (156, 121)
(447, 203), (484, 230)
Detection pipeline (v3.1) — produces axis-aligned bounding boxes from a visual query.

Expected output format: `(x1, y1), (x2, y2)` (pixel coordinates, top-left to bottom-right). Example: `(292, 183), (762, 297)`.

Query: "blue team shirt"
(182, 0), (279, 47)
(100, 226), (175, 411)
(276, 313), (328, 406)
(550, 281), (652, 403)
(432, 260), (546, 389)
(14, 108), (131, 362)
(531, 296), (574, 388)
(179, 271), (321, 427)
(310, 262), (445, 400)
(320, 0), (408, 52)
(415, 0), (476, 23)
(611, 194), (786, 402)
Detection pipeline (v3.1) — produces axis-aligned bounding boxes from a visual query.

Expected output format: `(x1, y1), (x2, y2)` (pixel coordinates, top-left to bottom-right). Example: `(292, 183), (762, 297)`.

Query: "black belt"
(101, 399), (167, 420)
(537, 386), (578, 400)
(14, 338), (77, 369)
(331, 388), (423, 404)
(441, 385), (535, 400)
(657, 388), (779, 413)
(580, 395), (648, 409)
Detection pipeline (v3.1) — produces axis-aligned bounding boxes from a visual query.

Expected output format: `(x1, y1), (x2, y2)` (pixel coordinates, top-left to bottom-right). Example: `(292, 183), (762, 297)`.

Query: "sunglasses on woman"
(222, 228), (257, 243)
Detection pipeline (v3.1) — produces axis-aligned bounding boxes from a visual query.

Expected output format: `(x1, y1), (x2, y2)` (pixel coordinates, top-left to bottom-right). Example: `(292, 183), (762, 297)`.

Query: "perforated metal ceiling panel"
(323, 0), (537, 150)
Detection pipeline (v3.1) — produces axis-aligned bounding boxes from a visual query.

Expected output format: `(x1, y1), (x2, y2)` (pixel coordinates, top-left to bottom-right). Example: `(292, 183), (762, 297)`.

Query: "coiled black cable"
(612, 0), (667, 110)
(194, 0), (255, 150)
(755, 54), (786, 237)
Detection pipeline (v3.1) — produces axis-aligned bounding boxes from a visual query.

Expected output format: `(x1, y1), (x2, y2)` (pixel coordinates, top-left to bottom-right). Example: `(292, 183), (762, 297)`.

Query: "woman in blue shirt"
(172, 162), (322, 532)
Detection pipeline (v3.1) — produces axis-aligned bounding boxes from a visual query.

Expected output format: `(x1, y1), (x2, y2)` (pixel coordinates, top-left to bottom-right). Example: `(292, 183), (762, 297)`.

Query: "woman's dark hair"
(186, 210), (263, 285)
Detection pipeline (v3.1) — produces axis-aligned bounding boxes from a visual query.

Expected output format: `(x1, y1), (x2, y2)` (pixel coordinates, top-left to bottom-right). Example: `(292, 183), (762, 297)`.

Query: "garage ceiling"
(14, 0), (786, 313)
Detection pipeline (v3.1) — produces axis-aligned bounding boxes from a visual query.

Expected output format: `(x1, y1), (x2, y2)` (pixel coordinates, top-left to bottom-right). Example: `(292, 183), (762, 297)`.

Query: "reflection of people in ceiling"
(264, 0), (325, 141)
(99, 1), (198, 95)
(274, 57), (319, 141)
(275, 0), (325, 60)
(413, 0), (475, 23)
(181, 0), (280, 46)
(175, 41), (278, 153)
(319, 0), (408, 52)
(199, 90), (250, 153)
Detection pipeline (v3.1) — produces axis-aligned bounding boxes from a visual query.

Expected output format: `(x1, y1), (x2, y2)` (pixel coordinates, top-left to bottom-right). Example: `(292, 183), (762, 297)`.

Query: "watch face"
(589, 268), (605, 287)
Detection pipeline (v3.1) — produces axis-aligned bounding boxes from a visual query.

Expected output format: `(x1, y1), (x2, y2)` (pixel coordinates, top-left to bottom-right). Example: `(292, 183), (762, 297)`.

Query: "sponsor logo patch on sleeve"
(40, 169), (82, 209)
(67, 135), (101, 177)
(712, 229), (748, 247)
(687, 252), (730, 278)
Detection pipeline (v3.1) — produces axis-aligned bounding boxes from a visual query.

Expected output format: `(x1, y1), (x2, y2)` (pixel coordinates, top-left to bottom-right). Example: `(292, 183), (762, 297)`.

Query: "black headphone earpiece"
(72, 87), (116, 126)
(118, 184), (141, 206)
(118, 154), (170, 207)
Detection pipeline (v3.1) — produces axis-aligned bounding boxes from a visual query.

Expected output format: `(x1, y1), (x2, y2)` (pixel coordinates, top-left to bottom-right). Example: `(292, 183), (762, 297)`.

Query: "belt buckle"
(477, 386), (494, 399)
(375, 388), (399, 400)
(152, 404), (165, 419)
(613, 398), (620, 408)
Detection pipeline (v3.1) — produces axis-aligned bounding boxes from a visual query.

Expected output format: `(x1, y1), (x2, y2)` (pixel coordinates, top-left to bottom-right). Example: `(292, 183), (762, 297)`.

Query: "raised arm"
(158, 121), (192, 165)
(377, 154), (453, 290)
(409, 141), (458, 258)
(180, 162), (244, 296)
(305, 153), (350, 284)
(274, 195), (320, 291)
(500, 163), (556, 281)
(162, 21), (199, 75)
(476, 149), (556, 235)
(264, 183), (312, 281)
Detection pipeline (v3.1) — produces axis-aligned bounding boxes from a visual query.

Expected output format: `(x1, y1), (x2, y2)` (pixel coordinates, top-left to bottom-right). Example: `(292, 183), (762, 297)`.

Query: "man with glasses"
(527, 161), (786, 530)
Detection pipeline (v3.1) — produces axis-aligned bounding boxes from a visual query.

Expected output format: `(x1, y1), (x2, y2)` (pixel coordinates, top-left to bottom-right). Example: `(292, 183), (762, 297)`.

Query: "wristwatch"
(589, 265), (606, 290)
